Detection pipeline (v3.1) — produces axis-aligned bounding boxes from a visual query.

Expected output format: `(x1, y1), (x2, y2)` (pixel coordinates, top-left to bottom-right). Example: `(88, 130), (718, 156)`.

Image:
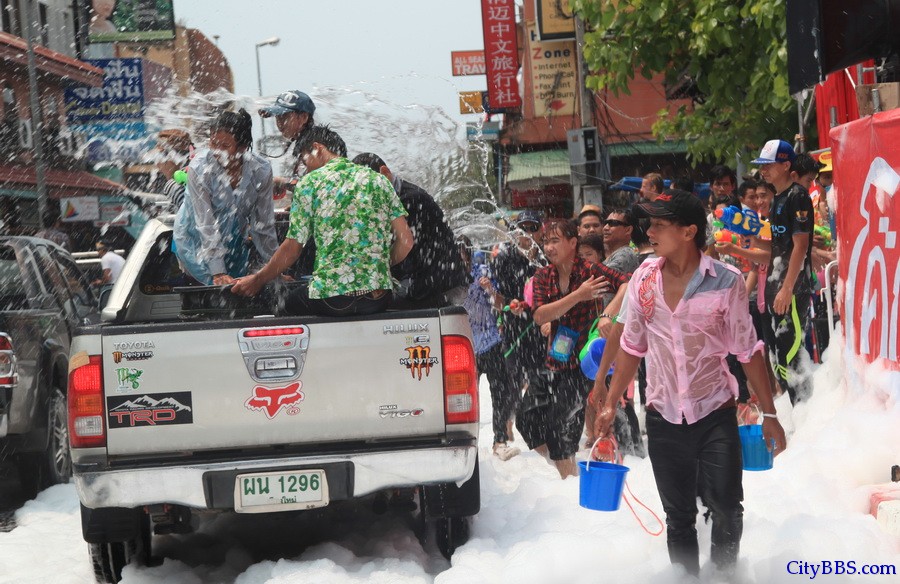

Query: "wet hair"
(296, 124), (348, 158)
(96, 239), (111, 250)
(210, 108), (253, 150)
(631, 217), (651, 248)
(352, 152), (387, 173)
(791, 152), (822, 178)
(759, 181), (777, 195)
(643, 172), (664, 193)
(672, 176), (694, 193)
(578, 233), (604, 256)
(738, 180), (758, 199)
(605, 206), (635, 229)
(544, 219), (578, 240)
(709, 165), (737, 186)
(578, 210), (601, 225)
(713, 193), (742, 210)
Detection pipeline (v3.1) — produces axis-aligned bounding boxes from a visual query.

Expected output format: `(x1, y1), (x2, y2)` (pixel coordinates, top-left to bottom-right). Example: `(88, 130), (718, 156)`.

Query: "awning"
(0, 32), (104, 86)
(607, 140), (688, 157)
(0, 164), (125, 198)
(507, 150), (571, 184)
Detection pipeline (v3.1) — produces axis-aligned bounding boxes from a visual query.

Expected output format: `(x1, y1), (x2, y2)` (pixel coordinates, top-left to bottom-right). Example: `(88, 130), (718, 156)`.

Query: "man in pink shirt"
(596, 191), (786, 576)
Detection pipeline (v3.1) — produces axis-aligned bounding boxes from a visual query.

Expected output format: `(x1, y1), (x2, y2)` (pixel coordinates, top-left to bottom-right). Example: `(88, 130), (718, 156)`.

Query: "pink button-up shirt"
(620, 254), (764, 425)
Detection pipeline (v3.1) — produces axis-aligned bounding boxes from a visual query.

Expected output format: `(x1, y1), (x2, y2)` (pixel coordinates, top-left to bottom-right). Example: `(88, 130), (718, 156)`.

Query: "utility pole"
(573, 14), (608, 211)
(19, 0), (48, 228)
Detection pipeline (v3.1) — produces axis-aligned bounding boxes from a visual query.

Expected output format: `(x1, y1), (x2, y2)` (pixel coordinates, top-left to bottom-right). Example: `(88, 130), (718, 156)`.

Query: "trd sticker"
(107, 392), (193, 428)
(245, 382), (305, 419)
(399, 346), (439, 380)
(115, 368), (143, 392)
(112, 351), (153, 364)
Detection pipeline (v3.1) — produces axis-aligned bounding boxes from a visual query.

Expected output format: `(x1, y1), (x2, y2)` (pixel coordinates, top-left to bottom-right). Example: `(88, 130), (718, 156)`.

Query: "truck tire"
(420, 455), (480, 519)
(18, 389), (72, 495)
(89, 540), (138, 584)
(86, 510), (150, 583)
(434, 515), (470, 560)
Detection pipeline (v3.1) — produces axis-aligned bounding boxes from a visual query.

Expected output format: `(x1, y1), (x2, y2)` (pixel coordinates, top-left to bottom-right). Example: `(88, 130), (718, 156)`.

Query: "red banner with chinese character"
(831, 109), (900, 371)
(481, 0), (521, 110)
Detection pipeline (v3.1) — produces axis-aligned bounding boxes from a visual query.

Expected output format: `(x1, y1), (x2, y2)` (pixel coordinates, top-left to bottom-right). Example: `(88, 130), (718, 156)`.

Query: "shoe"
(493, 443), (521, 461)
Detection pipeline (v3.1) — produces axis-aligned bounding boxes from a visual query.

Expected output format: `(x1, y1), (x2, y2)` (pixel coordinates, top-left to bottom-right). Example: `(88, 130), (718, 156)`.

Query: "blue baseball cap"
(259, 90), (316, 118)
(752, 139), (796, 164)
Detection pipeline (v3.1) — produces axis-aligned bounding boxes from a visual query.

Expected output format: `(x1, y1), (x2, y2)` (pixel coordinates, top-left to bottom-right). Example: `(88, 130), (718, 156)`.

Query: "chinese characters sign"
(481, 0), (521, 110)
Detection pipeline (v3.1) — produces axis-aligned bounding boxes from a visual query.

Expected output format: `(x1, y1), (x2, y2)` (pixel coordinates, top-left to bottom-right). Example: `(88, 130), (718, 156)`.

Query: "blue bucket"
(738, 424), (773, 471)
(578, 459), (630, 511)
(580, 337), (611, 380)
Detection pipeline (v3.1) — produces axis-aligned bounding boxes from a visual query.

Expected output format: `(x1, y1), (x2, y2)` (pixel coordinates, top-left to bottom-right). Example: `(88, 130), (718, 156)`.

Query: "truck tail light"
(0, 333), (16, 386)
(68, 355), (106, 448)
(442, 335), (478, 425)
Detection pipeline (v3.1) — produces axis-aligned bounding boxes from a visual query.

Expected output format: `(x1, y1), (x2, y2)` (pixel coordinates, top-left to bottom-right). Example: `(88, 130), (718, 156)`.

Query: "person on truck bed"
(352, 152), (467, 307)
(173, 109), (278, 286)
(231, 125), (414, 317)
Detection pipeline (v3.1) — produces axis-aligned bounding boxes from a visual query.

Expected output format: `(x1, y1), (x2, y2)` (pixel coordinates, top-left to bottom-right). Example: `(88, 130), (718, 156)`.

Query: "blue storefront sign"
(64, 59), (145, 124)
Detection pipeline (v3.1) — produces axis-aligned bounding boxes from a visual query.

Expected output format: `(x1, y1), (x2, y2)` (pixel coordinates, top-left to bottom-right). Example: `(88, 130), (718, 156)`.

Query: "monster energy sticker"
(115, 368), (143, 393)
(399, 346), (439, 380)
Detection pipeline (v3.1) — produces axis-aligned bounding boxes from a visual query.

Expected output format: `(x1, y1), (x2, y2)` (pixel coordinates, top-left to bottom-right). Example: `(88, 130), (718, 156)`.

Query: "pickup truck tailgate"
(101, 317), (446, 456)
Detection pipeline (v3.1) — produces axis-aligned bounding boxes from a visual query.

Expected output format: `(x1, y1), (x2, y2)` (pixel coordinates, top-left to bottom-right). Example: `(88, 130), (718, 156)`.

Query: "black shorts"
(516, 368), (590, 460)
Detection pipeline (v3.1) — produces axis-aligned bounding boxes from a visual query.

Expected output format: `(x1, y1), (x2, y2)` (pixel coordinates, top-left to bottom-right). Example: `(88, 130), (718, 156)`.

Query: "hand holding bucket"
(578, 438), (665, 536)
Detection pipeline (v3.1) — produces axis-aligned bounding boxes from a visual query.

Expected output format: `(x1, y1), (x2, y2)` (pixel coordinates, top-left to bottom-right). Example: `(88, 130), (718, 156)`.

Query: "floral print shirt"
(286, 157), (407, 299)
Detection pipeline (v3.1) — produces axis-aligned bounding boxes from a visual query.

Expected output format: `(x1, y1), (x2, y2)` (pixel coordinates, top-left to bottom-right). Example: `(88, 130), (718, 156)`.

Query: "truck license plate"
(234, 469), (329, 513)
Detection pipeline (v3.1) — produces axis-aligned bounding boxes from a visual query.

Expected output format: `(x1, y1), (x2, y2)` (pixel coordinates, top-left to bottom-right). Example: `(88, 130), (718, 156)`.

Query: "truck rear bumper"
(75, 443), (477, 509)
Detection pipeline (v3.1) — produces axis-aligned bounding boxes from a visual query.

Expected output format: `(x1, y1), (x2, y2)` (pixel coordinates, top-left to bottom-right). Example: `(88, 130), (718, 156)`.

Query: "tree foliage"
(571, 0), (797, 162)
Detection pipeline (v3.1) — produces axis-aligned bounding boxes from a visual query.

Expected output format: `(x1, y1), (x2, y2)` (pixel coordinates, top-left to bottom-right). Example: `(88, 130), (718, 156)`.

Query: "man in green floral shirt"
(232, 126), (413, 316)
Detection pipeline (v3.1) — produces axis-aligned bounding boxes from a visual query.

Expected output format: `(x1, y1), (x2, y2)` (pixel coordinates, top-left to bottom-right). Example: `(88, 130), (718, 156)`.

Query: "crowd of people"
(466, 138), (837, 577)
(36, 91), (836, 576)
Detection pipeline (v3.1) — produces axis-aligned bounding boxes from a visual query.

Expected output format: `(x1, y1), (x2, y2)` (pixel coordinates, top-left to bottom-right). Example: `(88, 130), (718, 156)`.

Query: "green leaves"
(574, 0), (796, 162)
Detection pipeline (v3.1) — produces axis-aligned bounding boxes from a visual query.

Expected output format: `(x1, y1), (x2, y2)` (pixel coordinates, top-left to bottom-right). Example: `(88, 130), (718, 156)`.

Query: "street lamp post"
(18, 0), (48, 228)
(255, 36), (280, 144)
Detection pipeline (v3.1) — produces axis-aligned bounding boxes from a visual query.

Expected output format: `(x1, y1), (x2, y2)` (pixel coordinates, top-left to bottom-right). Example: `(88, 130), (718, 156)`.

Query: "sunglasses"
(517, 223), (541, 233)
(603, 219), (629, 227)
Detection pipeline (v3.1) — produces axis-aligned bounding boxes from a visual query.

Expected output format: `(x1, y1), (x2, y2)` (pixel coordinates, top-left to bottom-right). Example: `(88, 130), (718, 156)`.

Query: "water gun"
(814, 224), (833, 248)
(714, 206), (762, 236)
(503, 299), (522, 312)
(757, 218), (771, 240)
(714, 230), (741, 245)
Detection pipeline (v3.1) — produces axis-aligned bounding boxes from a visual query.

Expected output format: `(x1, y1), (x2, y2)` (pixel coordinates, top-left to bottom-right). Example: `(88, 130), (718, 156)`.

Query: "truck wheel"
(18, 389), (72, 495)
(87, 512), (151, 583)
(89, 540), (138, 584)
(43, 389), (72, 485)
(434, 515), (470, 560)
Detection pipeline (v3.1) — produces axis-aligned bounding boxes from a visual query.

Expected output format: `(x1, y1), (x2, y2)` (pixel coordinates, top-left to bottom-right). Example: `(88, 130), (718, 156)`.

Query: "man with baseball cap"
(260, 90), (318, 273)
(720, 139), (814, 405)
(259, 90), (317, 175)
(596, 190), (786, 576)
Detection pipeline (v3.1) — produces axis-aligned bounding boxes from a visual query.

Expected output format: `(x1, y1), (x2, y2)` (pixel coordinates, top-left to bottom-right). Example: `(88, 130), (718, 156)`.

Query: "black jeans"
(646, 407), (744, 575)
(285, 285), (391, 317)
(476, 344), (518, 444)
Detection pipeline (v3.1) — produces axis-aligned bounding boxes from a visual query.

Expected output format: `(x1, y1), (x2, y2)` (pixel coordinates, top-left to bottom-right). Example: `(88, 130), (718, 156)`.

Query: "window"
(51, 249), (97, 318)
(0, 246), (27, 310)
(0, 0), (15, 36)
(38, 2), (48, 46)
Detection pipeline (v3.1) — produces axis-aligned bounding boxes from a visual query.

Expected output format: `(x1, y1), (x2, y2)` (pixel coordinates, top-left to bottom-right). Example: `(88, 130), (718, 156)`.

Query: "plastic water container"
(578, 459), (629, 511)
(579, 337), (608, 380)
(738, 424), (773, 471)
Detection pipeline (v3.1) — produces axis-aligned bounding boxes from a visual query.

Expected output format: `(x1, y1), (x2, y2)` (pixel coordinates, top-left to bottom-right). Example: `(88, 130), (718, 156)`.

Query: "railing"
(821, 260), (840, 339)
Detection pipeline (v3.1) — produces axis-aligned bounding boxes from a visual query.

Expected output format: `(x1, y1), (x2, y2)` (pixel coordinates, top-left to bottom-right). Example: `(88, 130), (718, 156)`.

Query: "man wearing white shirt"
(93, 241), (125, 286)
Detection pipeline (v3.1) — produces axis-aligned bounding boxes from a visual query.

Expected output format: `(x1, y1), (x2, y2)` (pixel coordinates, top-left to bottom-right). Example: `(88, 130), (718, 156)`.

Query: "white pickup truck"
(68, 218), (479, 583)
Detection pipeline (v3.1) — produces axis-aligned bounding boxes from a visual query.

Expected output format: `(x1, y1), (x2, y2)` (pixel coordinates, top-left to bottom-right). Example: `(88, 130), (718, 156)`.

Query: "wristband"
(599, 313), (611, 320)
(761, 413), (778, 419)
